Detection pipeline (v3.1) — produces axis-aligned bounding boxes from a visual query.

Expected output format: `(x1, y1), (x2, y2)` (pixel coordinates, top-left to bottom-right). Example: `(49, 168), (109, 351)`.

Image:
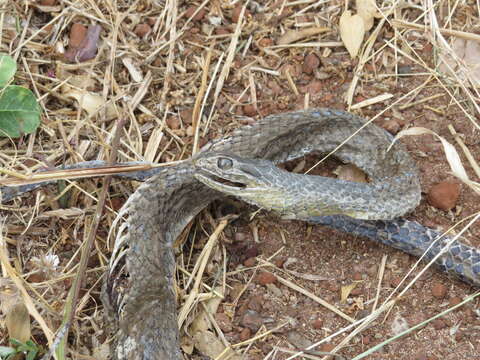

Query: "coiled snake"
(99, 108), (480, 359)
(2, 109), (478, 359)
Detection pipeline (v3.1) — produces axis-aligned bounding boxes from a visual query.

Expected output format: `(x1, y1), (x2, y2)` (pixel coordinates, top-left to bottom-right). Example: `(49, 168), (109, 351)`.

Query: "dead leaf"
(6, 302), (31, 343)
(340, 283), (357, 303)
(339, 11), (365, 59)
(334, 164), (368, 183)
(63, 87), (117, 120)
(39, 208), (86, 219)
(356, 0), (378, 31)
(277, 27), (330, 45)
(438, 38), (480, 87)
(190, 286), (223, 333)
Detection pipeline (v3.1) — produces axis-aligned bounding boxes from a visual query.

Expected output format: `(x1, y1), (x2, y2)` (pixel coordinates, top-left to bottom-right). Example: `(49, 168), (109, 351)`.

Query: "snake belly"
(102, 109), (479, 360)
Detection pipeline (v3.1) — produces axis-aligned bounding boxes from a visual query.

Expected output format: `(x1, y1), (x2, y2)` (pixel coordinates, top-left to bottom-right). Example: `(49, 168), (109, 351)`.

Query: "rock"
(243, 257), (256, 267)
(134, 23), (151, 38)
(303, 53), (320, 74)
(352, 272), (363, 281)
(311, 318), (323, 329)
(431, 282), (448, 298)
(232, 4), (251, 23)
(240, 310), (263, 332)
(449, 296), (463, 307)
(432, 319), (446, 330)
(382, 120), (400, 134)
(215, 313), (233, 333)
(248, 295), (263, 312)
(69, 23), (87, 48)
(185, 5), (206, 21)
(427, 182), (461, 211)
(239, 327), (251, 341)
(166, 116), (180, 129)
(256, 271), (276, 285)
(243, 104), (257, 117)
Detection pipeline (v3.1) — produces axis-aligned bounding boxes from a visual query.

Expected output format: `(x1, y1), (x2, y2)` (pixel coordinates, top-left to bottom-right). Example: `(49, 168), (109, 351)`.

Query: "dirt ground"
(1, 1), (480, 360)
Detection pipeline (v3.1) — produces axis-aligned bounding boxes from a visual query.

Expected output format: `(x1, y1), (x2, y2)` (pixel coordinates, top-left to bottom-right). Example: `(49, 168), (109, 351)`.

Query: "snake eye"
(217, 157), (233, 170)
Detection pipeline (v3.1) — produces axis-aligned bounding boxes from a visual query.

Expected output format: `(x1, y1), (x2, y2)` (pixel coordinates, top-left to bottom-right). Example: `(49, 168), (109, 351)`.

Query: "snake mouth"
(195, 170), (247, 190)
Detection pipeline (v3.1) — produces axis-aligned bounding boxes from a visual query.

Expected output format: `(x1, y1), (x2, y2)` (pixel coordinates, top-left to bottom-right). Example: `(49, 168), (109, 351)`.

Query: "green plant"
(0, 54), (41, 138)
(0, 339), (41, 360)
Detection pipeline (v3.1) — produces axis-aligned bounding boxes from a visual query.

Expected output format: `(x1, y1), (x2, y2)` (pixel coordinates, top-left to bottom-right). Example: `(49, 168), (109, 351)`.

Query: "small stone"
(390, 276), (402, 288)
(350, 287), (363, 296)
(256, 271), (276, 285)
(455, 330), (463, 341)
(134, 23), (151, 38)
(215, 27), (231, 35)
(248, 295), (264, 312)
(243, 104), (257, 117)
(427, 182), (461, 211)
(311, 318), (323, 329)
(432, 319), (446, 330)
(232, 4), (251, 23)
(243, 257), (256, 267)
(69, 23), (87, 48)
(363, 335), (371, 345)
(185, 6), (206, 21)
(40, 0), (57, 5)
(352, 272), (363, 281)
(166, 116), (180, 129)
(274, 257), (286, 268)
(431, 282), (448, 298)
(305, 80), (322, 95)
(258, 38), (273, 47)
(239, 327), (251, 341)
(414, 351), (428, 360)
(382, 120), (400, 134)
(240, 310), (263, 331)
(303, 53), (320, 74)
(215, 313), (233, 333)
(244, 246), (259, 259)
(319, 343), (335, 353)
(449, 296), (463, 307)
(180, 108), (194, 124)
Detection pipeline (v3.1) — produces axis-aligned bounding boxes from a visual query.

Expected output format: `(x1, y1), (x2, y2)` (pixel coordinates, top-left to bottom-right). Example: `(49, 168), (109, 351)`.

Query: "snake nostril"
(217, 157), (233, 170)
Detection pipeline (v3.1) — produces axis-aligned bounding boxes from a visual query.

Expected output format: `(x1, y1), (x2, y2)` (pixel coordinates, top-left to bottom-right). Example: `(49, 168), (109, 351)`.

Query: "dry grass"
(1, 0), (479, 359)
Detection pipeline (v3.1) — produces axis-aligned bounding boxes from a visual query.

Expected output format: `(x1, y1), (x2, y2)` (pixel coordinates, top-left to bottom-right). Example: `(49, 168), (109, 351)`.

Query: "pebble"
(244, 246), (258, 259)
(311, 318), (323, 329)
(232, 4), (251, 23)
(302, 53), (320, 74)
(215, 313), (233, 333)
(352, 272), (363, 281)
(248, 295), (263, 312)
(432, 319), (446, 330)
(180, 108), (194, 124)
(240, 310), (263, 331)
(234, 232), (247, 242)
(449, 296), (463, 307)
(134, 23), (151, 38)
(382, 119), (400, 134)
(319, 343), (335, 353)
(243, 257), (256, 267)
(40, 0), (57, 5)
(305, 80), (322, 95)
(431, 282), (448, 298)
(256, 271), (276, 285)
(427, 182), (461, 211)
(238, 327), (251, 341)
(243, 104), (257, 117)
(69, 23), (87, 48)
(185, 5), (206, 21)
(166, 117), (180, 129)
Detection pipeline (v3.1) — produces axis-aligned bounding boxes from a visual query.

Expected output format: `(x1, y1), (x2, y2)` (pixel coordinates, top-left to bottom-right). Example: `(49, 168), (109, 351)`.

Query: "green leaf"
(0, 54), (17, 88)
(0, 346), (16, 357)
(0, 85), (41, 138)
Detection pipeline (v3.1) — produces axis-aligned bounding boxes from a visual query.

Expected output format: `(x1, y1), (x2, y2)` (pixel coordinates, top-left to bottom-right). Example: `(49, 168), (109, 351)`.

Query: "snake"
(2, 109), (478, 359)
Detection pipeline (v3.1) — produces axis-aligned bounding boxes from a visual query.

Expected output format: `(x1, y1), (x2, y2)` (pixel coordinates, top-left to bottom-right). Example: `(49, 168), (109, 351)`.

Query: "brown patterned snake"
(2, 109), (478, 359)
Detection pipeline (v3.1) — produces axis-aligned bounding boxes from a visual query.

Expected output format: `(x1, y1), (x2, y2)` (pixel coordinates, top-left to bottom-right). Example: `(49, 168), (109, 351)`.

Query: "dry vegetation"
(1, 0), (480, 359)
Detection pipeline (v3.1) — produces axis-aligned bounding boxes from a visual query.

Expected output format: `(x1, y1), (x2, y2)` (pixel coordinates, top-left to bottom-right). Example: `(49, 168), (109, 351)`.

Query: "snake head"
(193, 152), (288, 210)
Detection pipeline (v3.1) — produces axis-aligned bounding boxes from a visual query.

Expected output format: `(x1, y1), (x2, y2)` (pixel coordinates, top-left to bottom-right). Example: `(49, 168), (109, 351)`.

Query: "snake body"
(97, 108), (479, 359)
